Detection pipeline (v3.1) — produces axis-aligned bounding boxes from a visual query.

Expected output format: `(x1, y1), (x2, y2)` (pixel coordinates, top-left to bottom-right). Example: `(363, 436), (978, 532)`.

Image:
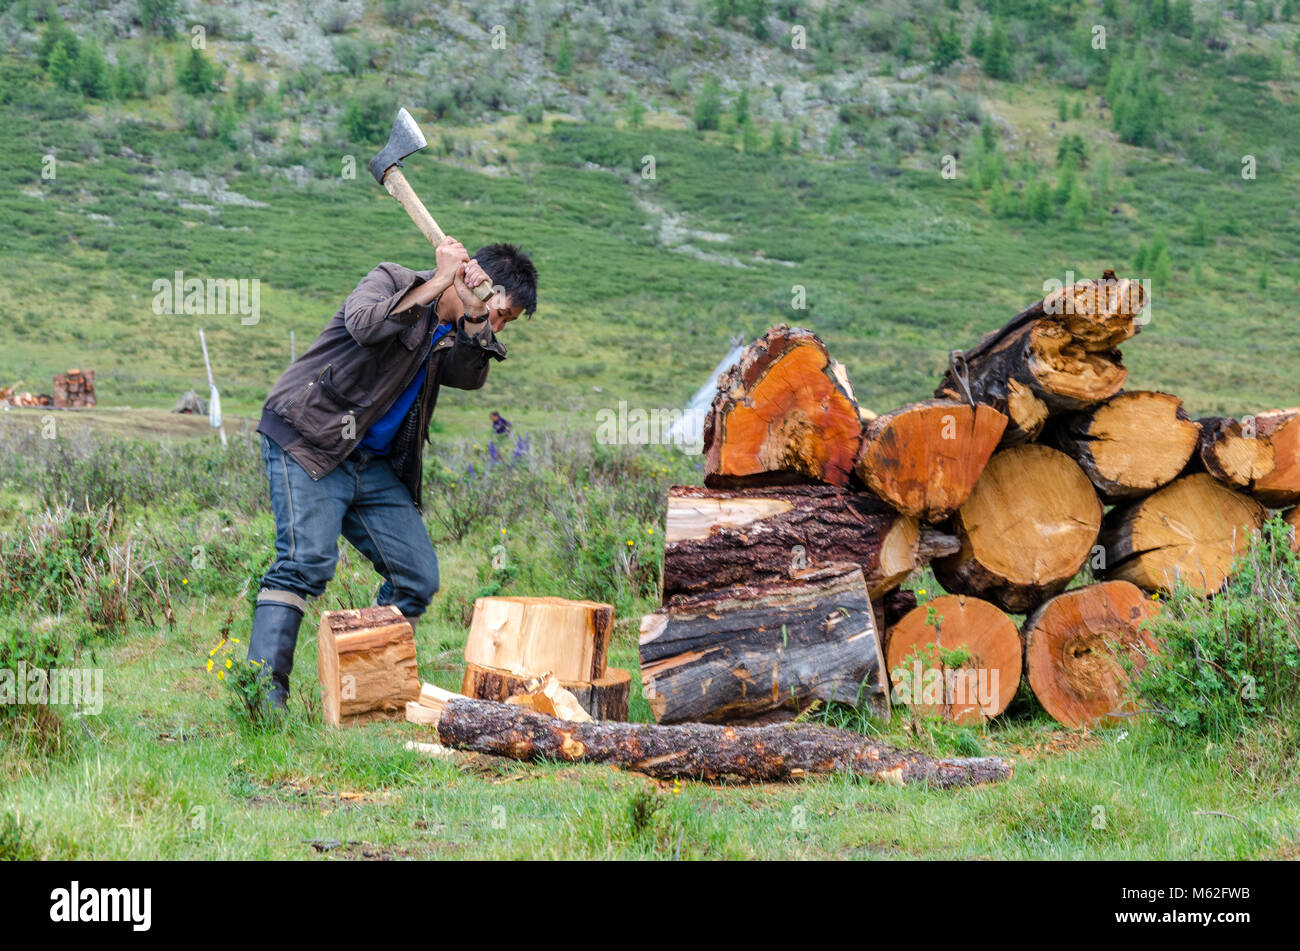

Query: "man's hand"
(433, 236), (470, 293)
(453, 260), (491, 317)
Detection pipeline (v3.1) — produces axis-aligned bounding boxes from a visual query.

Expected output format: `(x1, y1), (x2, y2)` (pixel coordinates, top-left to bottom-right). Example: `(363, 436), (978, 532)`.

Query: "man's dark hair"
(473, 243), (538, 316)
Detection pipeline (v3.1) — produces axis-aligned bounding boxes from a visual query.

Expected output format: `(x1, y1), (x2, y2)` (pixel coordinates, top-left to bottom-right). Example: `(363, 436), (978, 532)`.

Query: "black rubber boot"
(246, 601), (304, 708)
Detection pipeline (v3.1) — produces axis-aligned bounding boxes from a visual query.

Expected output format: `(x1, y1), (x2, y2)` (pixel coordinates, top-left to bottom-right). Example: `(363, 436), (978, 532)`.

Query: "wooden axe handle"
(382, 166), (491, 301)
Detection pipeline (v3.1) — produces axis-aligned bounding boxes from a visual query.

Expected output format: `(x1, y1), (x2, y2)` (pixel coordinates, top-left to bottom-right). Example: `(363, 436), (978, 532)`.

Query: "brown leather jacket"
(257, 262), (506, 510)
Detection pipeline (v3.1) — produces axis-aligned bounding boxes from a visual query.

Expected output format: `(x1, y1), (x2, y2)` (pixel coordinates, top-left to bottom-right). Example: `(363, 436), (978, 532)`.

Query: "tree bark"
(461, 662), (631, 721)
(662, 484), (957, 602)
(854, 400), (1008, 521)
(427, 695), (1012, 787)
(640, 565), (888, 724)
(932, 444), (1103, 613)
(1048, 390), (1200, 501)
(936, 271), (1145, 442)
(1022, 581), (1160, 728)
(702, 325), (864, 488)
(884, 594), (1022, 723)
(1099, 474), (1266, 595)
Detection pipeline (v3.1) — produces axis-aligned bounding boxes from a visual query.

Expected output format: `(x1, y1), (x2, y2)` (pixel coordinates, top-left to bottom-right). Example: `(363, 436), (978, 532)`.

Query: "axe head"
(367, 108), (427, 184)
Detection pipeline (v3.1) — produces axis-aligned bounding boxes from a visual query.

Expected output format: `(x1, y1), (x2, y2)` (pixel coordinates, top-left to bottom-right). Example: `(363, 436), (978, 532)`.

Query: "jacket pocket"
(284, 365), (374, 451)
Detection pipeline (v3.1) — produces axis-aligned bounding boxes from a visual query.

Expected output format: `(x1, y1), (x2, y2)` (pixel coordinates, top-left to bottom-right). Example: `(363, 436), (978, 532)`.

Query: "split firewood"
(1022, 581), (1160, 728)
(662, 484), (957, 601)
(1048, 391), (1201, 501)
(461, 662), (631, 721)
(463, 596), (613, 683)
(640, 565), (888, 724)
(933, 444), (1103, 613)
(884, 594), (1021, 724)
(854, 400), (1008, 521)
(1099, 474), (1266, 595)
(317, 606), (420, 727)
(936, 271), (1145, 443)
(415, 691), (1011, 787)
(702, 325), (864, 488)
(504, 673), (593, 723)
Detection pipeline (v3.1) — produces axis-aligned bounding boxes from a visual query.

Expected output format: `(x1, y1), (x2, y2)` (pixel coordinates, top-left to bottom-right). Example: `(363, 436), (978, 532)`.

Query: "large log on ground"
(936, 271), (1145, 443)
(884, 594), (1021, 724)
(640, 565), (888, 724)
(1022, 581), (1160, 728)
(460, 662), (631, 721)
(417, 689), (1012, 787)
(662, 484), (958, 601)
(1048, 390), (1200, 501)
(853, 400), (1008, 521)
(1099, 474), (1266, 595)
(317, 606), (420, 726)
(464, 596), (613, 682)
(702, 325), (863, 487)
(932, 444), (1103, 613)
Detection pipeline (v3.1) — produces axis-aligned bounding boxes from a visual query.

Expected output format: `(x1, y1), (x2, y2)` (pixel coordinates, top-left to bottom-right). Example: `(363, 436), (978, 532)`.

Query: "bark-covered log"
(461, 662), (631, 721)
(1192, 410), (1300, 506)
(1099, 474), (1266, 596)
(854, 400), (1008, 521)
(426, 694), (1012, 787)
(936, 271), (1145, 443)
(1022, 581), (1160, 728)
(702, 325), (864, 488)
(884, 594), (1022, 723)
(662, 484), (957, 602)
(640, 565), (888, 724)
(1048, 390), (1200, 501)
(932, 444), (1103, 613)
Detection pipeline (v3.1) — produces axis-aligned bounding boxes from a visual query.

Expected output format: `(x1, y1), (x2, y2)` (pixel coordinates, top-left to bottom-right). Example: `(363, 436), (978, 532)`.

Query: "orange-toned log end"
(885, 594), (1021, 724)
(1100, 474), (1266, 596)
(1284, 507), (1299, 553)
(1251, 409), (1300, 507)
(1023, 581), (1160, 728)
(703, 325), (863, 487)
(855, 400), (1008, 521)
(933, 444), (1103, 614)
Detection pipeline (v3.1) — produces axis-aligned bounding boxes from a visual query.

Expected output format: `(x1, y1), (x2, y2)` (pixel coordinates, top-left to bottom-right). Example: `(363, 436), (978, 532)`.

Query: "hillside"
(1, 0), (1298, 439)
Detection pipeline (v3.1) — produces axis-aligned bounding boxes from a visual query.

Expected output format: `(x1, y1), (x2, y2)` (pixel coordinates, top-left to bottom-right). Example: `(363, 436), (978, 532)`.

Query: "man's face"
(486, 288), (523, 328)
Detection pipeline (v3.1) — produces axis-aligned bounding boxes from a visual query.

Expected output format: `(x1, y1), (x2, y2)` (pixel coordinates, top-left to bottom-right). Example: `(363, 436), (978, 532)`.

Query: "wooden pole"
(198, 328), (227, 448)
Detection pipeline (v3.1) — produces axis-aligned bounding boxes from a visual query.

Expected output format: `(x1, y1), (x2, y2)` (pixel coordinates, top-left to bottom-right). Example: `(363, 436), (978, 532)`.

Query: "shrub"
(176, 46), (220, 96)
(1131, 519), (1300, 739)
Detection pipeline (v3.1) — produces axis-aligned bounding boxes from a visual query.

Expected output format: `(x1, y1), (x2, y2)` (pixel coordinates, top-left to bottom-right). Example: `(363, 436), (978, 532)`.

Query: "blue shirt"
(359, 320), (454, 455)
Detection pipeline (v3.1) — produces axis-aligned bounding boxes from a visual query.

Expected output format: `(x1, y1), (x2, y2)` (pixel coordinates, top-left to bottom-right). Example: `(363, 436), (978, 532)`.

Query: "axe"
(368, 108), (491, 302)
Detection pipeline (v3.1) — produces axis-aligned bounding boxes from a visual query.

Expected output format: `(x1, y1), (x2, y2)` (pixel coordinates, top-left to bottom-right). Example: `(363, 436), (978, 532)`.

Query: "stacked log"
(1022, 582), (1160, 728)
(459, 596), (626, 720)
(52, 368), (96, 408)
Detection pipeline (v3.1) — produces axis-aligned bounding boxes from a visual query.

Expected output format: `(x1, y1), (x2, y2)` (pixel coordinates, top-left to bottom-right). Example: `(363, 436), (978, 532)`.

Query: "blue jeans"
(259, 435), (439, 619)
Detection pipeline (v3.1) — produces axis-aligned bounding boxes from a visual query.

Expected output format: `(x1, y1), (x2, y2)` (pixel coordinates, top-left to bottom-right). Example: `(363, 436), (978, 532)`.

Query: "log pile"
(641, 270), (1294, 730)
(52, 368), (96, 408)
(0, 383), (51, 407)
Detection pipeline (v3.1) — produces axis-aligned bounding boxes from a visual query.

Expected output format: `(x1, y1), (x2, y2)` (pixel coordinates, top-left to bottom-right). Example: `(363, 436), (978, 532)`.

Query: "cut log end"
(703, 325), (863, 487)
(885, 594), (1022, 724)
(1100, 474), (1266, 596)
(855, 400), (1008, 521)
(1023, 581), (1160, 728)
(933, 444), (1102, 613)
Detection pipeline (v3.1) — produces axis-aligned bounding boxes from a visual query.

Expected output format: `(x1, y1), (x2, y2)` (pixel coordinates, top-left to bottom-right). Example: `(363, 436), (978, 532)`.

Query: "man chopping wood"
(248, 236), (538, 707)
